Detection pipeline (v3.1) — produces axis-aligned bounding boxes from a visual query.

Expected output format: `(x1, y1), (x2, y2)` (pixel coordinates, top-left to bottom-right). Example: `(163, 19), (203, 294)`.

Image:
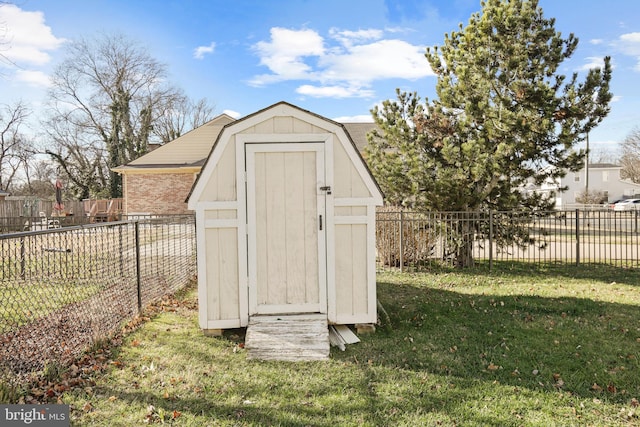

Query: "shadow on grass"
(333, 279), (640, 406)
(392, 260), (640, 287)
(70, 274), (640, 426)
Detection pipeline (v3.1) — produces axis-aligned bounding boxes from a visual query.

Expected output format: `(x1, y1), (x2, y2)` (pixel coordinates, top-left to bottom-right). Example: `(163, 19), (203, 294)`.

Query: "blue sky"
(2, 0), (640, 155)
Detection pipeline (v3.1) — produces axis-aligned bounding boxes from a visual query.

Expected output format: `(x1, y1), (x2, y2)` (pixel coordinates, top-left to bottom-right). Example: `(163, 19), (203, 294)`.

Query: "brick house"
(113, 114), (235, 215)
(113, 111), (375, 215)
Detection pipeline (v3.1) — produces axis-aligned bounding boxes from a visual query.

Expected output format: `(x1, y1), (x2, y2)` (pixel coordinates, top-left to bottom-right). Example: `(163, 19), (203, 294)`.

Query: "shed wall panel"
(333, 140), (371, 198)
(293, 118), (314, 133)
(240, 118), (327, 136)
(335, 224), (353, 316)
(350, 224), (369, 314)
(201, 141), (236, 201)
(335, 223), (370, 318)
(205, 227), (240, 321)
(273, 116), (293, 133)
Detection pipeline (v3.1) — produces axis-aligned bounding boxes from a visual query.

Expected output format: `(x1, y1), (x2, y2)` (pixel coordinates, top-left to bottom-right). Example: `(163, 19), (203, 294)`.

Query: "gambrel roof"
(187, 101), (383, 207)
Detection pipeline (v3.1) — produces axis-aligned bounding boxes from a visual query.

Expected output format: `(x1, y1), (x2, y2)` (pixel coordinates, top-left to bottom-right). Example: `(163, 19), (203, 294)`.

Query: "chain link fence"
(0, 215), (195, 379)
(376, 208), (640, 270)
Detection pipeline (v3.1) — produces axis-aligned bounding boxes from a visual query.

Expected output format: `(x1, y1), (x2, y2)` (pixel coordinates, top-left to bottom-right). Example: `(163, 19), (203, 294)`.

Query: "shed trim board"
(187, 102), (383, 331)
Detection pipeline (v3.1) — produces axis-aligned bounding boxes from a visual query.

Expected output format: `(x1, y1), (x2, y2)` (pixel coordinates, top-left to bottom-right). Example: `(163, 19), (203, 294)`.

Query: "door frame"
(244, 141), (329, 316)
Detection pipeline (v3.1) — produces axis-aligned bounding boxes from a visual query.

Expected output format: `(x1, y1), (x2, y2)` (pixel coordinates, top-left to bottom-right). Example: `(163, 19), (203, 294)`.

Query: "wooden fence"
(0, 198), (124, 233)
(0, 199), (86, 218)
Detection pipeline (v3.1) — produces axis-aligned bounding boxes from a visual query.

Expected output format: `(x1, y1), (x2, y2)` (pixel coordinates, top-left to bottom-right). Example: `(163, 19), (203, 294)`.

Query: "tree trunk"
(454, 213), (475, 268)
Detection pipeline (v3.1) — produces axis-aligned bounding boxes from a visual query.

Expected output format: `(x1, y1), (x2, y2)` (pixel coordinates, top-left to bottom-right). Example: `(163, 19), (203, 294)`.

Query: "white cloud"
(296, 84), (374, 99)
(249, 27), (432, 98)
(320, 39), (432, 85)
(250, 27), (324, 85)
(332, 114), (374, 123)
(14, 69), (52, 87)
(193, 42), (216, 59)
(576, 56), (607, 72)
(590, 39), (603, 45)
(328, 28), (383, 47)
(617, 32), (640, 56)
(0, 5), (65, 66)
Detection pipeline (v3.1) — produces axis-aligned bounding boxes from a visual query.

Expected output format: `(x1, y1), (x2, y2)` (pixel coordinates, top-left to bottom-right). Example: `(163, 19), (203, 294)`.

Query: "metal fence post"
(135, 221), (142, 314)
(20, 236), (25, 279)
(575, 209), (580, 266)
(489, 211), (494, 272)
(119, 224), (124, 277)
(399, 210), (404, 272)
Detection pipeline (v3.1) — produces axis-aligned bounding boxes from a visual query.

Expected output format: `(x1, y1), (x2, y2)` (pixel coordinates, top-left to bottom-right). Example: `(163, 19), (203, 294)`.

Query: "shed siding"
(205, 227), (239, 322)
(240, 117), (325, 136)
(200, 141), (236, 201)
(189, 103), (382, 331)
(334, 222), (372, 323)
(333, 140), (371, 199)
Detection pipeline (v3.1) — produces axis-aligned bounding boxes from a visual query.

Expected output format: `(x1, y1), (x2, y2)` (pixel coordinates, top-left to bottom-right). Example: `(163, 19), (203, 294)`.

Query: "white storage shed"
(187, 102), (383, 334)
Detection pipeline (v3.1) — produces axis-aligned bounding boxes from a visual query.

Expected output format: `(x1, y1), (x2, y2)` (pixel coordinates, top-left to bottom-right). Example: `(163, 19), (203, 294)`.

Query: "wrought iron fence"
(0, 215), (196, 377)
(376, 208), (640, 270)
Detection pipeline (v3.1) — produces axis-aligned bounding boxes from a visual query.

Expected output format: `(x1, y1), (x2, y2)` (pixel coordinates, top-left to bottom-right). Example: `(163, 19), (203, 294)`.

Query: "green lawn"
(0, 280), (102, 331)
(59, 262), (640, 426)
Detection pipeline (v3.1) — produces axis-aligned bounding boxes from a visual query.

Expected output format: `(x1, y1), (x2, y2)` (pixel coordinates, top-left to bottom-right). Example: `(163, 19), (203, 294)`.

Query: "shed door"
(246, 143), (327, 315)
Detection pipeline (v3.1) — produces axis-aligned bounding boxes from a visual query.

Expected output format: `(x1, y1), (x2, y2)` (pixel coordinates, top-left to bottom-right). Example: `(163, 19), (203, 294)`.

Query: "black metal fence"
(376, 209), (640, 270)
(0, 215), (196, 377)
(2, 207), (637, 379)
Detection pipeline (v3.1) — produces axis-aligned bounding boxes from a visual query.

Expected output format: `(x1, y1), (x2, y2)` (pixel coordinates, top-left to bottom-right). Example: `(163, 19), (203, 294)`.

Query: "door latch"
(320, 186), (332, 195)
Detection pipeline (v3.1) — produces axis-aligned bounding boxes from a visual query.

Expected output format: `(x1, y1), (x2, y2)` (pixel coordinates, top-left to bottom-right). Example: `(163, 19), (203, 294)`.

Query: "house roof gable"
(116, 113), (236, 169)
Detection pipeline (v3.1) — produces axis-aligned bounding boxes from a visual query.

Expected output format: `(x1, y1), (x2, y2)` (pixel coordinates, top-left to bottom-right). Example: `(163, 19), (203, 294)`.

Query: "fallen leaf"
(108, 395), (117, 402)
(172, 410), (181, 419)
(591, 383), (603, 392)
(487, 363), (499, 371)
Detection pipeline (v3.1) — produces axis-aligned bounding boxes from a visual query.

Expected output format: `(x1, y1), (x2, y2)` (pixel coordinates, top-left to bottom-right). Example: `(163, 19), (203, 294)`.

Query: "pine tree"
(367, 0), (612, 267)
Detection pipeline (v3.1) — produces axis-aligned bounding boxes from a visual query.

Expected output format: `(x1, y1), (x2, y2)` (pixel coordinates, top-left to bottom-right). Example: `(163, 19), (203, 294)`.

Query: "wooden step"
(245, 314), (330, 361)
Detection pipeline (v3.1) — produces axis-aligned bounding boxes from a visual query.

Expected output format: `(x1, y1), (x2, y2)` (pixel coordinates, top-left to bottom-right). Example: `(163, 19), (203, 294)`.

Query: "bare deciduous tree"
(45, 33), (215, 198)
(620, 127), (640, 183)
(0, 101), (31, 190)
(9, 159), (57, 198)
(154, 97), (216, 143)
